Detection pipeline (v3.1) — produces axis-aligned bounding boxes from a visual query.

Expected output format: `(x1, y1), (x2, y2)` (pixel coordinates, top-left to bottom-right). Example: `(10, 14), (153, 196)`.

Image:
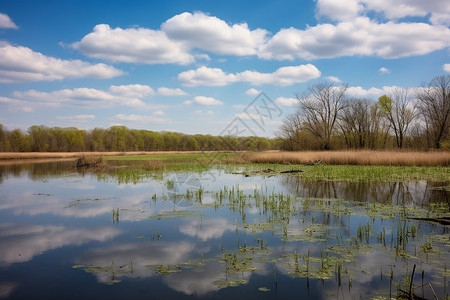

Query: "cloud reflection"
(179, 218), (235, 241)
(0, 223), (121, 266)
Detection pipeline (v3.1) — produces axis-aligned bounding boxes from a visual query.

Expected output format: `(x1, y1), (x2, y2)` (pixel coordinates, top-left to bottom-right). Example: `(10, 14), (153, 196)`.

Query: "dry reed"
(0, 151), (233, 160)
(236, 151), (450, 166)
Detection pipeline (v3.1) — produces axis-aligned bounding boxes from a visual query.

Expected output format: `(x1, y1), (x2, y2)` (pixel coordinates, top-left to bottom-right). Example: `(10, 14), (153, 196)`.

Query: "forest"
(0, 124), (279, 152)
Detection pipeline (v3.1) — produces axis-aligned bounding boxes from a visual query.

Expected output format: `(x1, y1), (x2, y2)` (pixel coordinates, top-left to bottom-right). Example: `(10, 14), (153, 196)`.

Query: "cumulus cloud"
(443, 64), (450, 72)
(326, 76), (342, 82)
(316, 0), (450, 26)
(0, 42), (124, 83)
(161, 12), (268, 56)
(275, 97), (299, 106)
(109, 84), (154, 98)
(72, 12), (267, 65)
(156, 87), (188, 96)
(178, 66), (237, 86)
(113, 114), (170, 124)
(0, 13), (18, 29)
(316, 0), (363, 21)
(184, 96), (223, 106)
(346, 85), (400, 97)
(379, 67), (391, 74)
(72, 24), (194, 65)
(245, 88), (261, 96)
(70, 9), (450, 65)
(178, 64), (321, 87)
(235, 112), (266, 120)
(258, 17), (450, 60)
(5, 84), (160, 112)
(56, 115), (95, 122)
(363, 0), (450, 25)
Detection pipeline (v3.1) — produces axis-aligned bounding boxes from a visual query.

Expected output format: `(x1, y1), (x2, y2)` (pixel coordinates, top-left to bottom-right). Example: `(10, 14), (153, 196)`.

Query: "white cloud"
(275, 97), (299, 106)
(7, 84), (160, 111)
(0, 13), (18, 29)
(72, 24), (194, 65)
(443, 64), (450, 72)
(153, 110), (165, 116)
(235, 112), (266, 120)
(316, 0), (450, 26)
(69, 9), (450, 66)
(109, 84), (154, 98)
(245, 88), (261, 96)
(185, 96), (223, 106)
(179, 64), (321, 87)
(232, 104), (246, 110)
(347, 85), (400, 97)
(326, 76), (342, 82)
(113, 114), (171, 124)
(379, 67), (391, 74)
(0, 42), (124, 83)
(178, 66), (237, 86)
(162, 12), (268, 56)
(156, 87), (188, 96)
(258, 17), (450, 60)
(72, 12), (268, 65)
(316, 0), (363, 21)
(362, 0), (450, 25)
(56, 115), (95, 121)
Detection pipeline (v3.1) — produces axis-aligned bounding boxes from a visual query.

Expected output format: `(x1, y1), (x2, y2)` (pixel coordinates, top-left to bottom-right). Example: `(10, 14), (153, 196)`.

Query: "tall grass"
(235, 151), (450, 166)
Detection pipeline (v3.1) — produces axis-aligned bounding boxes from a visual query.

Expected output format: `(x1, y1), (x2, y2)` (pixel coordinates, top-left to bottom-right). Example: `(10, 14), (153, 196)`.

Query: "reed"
(235, 150), (450, 166)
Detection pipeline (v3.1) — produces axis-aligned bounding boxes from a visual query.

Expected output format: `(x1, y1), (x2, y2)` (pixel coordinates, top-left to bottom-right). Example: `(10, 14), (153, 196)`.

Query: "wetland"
(0, 154), (449, 299)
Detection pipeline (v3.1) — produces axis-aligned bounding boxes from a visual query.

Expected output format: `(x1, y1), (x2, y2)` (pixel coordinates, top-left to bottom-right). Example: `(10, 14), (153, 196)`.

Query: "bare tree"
(378, 88), (416, 149)
(416, 75), (450, 149)
(276, 113), (303, 150)
(296, 82), (348, 150)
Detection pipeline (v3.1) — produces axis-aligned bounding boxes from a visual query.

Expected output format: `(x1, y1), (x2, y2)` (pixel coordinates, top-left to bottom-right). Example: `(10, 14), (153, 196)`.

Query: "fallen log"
(280, 169), (303, 174)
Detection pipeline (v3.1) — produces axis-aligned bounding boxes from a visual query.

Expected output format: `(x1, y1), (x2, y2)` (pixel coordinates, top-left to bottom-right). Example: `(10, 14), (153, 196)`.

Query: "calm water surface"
(0, 161), (448, 299)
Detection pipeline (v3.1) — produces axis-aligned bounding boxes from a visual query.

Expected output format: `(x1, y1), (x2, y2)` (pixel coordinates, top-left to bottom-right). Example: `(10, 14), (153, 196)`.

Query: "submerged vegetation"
(70, 178), (450, 299)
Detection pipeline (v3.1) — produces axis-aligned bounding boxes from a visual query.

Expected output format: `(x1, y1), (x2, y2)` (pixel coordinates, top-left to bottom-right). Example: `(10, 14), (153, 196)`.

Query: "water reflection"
(0, 161), (448, 299)
(0, 223), (121, 266)
(180, 218), (235, 241)
(280, 176), (448, 206)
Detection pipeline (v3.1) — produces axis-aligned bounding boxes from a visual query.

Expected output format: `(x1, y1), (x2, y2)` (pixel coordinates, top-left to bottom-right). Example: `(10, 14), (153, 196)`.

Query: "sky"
(0, 0), (449, 138)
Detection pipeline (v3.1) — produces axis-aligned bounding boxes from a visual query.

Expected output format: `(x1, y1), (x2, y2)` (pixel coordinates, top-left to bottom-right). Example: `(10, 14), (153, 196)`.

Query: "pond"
(0, 160), (448, 299)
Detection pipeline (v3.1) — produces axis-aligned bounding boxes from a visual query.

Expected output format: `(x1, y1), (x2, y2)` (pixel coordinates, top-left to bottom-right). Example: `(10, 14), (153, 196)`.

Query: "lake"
(0, 160), (448, 299)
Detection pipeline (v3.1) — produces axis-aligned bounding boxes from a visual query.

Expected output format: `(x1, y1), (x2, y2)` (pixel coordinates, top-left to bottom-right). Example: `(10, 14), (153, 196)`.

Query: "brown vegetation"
(235, 150), (450, 166)
(0, 151), (232, 161)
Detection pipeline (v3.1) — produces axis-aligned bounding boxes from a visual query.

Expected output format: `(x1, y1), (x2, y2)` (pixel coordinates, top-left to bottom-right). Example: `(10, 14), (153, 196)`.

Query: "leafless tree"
(276, 113), (303, 150)
(416, 75), (450, 149)
(378, 88), (416, 149)
(296, 82), (348, 150)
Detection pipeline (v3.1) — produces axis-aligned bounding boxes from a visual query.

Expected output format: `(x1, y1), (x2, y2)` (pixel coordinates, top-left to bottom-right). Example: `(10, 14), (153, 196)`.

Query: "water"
(0, 160), (448, 299)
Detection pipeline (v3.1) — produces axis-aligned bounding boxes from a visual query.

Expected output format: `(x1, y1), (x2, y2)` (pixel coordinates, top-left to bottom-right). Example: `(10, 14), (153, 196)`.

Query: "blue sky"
(0, 0), (449, 137)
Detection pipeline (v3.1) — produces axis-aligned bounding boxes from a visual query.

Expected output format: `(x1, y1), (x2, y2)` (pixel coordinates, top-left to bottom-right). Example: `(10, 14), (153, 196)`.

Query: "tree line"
(277, 75), (450, 151)
(0, 124), (280, 152)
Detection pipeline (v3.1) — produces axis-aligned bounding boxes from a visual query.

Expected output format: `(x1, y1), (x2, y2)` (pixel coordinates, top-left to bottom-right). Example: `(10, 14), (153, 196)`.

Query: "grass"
(234, 150), (450, 167)
(232, 164), (450, 182)
(81, 151), (450, 183)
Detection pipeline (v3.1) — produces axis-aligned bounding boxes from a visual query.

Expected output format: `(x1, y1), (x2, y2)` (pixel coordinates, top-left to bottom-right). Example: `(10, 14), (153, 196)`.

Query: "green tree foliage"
(0, 125), (277, 152)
